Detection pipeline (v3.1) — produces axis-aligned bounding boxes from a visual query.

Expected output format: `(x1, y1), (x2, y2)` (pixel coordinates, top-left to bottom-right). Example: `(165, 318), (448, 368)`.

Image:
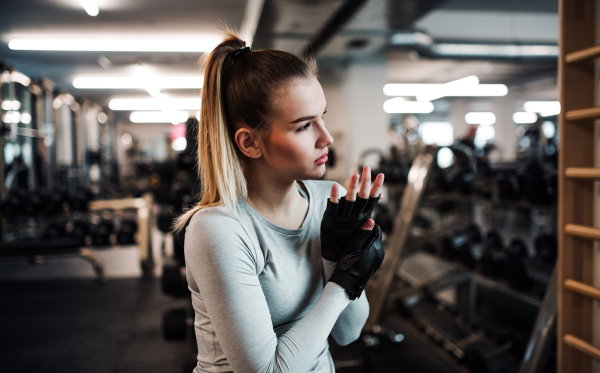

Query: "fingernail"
(353, 174), (359, 182)
(367, 219), (374, 229)
(333, 184), (338, 191)
(364, 166), (370, 173)
(380, 174), (385, 183)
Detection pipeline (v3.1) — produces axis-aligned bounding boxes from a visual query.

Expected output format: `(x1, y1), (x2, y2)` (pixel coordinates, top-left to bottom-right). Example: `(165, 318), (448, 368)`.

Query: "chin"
(305, 164), (327, 180)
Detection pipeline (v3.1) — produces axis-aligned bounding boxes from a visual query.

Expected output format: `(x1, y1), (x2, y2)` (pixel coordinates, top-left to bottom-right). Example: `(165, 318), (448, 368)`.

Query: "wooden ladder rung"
(564, 224), (600, 240)
(565, 45), (600, 64)
(564, 334), (600, 361)
(565, 107), (600, 121)
(564, 279), (600, 301)
(565, 167), (600, 179)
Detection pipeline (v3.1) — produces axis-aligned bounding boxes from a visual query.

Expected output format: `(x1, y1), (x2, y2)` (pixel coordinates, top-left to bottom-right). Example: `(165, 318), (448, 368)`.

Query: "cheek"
(265, 134), (312, 165)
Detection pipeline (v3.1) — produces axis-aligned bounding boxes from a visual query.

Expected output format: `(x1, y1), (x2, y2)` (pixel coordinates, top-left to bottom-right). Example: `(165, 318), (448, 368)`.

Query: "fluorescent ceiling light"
(523, 101), (561, 117)
(417, 75), (479, 102)
(9, 38), (221, 52)
(512, 112), (537, 124)
(109, 97), (201, 111)
(432, 44), (559, 58)
(73, 77), (203, 89)
(79, 0), (99, 16)
(383, 98), (434, 114)
(384, 81), (507, 99)
(130, 111), (190, 124)
(465, 112), (496, 126)
(390, 32), (433, 46)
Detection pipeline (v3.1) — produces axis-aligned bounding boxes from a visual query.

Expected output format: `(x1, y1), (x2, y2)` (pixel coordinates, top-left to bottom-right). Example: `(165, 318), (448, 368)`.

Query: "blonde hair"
(172, 31), (317, 236)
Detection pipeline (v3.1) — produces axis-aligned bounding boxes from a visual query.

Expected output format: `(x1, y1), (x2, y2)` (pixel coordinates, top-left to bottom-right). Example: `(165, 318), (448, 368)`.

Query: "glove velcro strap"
(329, 269), (362, 300)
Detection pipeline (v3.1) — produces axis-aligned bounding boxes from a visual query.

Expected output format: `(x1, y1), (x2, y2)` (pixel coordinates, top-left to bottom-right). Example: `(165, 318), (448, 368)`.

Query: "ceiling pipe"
(302, 0), (367, 58)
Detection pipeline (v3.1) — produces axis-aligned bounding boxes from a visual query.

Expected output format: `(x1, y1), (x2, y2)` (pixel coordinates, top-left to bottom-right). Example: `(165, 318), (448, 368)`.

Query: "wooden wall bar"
(558, 0), (597, 372)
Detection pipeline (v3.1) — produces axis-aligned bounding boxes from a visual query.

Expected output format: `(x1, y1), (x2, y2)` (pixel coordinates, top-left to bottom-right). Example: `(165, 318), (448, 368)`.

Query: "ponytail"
(172, 30), (317, 236)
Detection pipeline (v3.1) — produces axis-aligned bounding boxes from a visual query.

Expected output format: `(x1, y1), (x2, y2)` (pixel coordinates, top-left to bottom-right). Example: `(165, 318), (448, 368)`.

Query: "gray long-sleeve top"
(184, 180), (370, 373)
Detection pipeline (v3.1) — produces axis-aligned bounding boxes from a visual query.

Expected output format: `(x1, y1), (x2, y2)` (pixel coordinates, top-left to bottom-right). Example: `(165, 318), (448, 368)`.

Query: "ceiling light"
(78, 0), (99, 16)
(73, 77), (203, 89)
(9, 38), (221, 52)
(432, 44), (559, 58)
(130, 111), (190, 124)
(109, 98), (201, 111)
(512, 112), (537, 124)
(417, 75), (479, 102)
(523, 101), (561, 117)
(383, 98), (434, 114)
(465, 112), (496, 126)
(384, 82), (507, 98)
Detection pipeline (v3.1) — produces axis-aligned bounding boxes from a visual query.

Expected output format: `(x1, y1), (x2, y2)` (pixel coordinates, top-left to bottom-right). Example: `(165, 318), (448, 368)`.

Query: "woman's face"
(258, 76), (333, 181)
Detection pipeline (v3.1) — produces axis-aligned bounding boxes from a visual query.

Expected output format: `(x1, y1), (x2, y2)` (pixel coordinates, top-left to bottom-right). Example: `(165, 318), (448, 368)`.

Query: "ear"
(234, 127), (262, 159)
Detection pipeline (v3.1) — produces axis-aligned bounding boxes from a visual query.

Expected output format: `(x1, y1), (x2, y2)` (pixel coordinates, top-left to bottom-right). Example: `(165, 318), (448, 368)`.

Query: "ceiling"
(0, 0), (559, 113)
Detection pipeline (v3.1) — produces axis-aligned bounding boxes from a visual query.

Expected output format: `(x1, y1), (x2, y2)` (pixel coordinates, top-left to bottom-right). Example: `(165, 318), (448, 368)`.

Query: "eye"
(322, 110), (327, 118)
(297, 122), (312, 132)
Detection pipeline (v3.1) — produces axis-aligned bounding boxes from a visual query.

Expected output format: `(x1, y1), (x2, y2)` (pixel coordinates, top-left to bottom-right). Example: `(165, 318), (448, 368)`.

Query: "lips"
(315, 151), (329, 164)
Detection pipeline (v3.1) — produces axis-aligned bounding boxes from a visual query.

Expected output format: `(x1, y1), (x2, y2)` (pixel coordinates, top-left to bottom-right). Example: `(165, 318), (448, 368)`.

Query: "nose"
(316, 121), (334, 148)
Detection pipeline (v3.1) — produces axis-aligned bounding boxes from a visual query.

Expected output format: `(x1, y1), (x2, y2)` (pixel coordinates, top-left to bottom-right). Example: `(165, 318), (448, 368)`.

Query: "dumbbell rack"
(0, 194), (155, 281)
(557, 0), (600, 372)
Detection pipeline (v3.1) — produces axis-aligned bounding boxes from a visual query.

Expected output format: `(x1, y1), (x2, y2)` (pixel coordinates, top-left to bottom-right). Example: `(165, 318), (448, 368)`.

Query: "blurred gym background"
(0, 0), (583, 372)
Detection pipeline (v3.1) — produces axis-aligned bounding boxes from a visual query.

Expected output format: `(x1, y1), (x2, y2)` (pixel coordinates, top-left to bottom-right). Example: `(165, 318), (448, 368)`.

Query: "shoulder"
(184, 205), (263, 276)
(302, 179), (347, 199)
(184, 205), (255, 259)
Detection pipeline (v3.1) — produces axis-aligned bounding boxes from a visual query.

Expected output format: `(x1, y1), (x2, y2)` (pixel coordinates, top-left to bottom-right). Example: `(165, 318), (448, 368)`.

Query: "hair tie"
(231, 46), (251, 61)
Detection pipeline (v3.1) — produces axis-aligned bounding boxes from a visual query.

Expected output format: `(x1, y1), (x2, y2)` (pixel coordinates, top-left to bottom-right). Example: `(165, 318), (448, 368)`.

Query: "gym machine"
(0, 66), (151, 279)
(331, 145), (558, 373)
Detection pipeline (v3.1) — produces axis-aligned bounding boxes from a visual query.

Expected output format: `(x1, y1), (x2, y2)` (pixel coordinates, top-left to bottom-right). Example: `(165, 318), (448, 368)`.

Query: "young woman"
(173, 32), (385, 373)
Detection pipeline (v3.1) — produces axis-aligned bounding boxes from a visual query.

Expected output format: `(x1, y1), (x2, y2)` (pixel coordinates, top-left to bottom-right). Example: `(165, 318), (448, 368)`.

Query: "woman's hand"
(320, 166), (385, 262)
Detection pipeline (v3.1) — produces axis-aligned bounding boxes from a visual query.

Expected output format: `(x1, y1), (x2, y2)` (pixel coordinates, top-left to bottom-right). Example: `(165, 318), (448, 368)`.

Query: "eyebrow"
(290, 106), (328, 124)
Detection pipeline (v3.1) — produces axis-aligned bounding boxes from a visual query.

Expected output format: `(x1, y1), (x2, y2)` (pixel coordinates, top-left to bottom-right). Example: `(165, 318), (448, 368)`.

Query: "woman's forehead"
(273, 77), (326, 120)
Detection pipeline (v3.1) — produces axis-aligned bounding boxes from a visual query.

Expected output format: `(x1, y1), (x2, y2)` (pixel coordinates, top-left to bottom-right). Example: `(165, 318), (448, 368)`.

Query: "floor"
(0, 278), (458, 373)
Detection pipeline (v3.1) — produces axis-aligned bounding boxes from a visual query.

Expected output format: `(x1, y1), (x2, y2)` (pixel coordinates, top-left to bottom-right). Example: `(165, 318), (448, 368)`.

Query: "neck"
(244, 163), (304, 215)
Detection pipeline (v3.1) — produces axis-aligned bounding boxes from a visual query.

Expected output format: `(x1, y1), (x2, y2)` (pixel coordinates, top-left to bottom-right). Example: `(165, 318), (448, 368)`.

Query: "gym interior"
(0, 0), (595, 372)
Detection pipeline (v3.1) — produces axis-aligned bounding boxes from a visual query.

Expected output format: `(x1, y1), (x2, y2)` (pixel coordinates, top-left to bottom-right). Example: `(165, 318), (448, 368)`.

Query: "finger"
(360, 218), (375, 231)
(370, 173), (385, 198)
(346, 173), (359, 202)
(330, 183), (339, 203)
(358, 166), (371, 199)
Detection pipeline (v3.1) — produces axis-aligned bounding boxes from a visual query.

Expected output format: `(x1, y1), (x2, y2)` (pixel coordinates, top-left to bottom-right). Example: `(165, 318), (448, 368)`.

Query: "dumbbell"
(23, 189), (45, 215)
(496, 172), (520, 201)
(501, 238), (531, 291)
(43, 221), (67, 239)
(69, 187), (94, 211)
(162, 308), (191, 341)
(117, 219), (138, 245)
(516, 161), (553, 205)
(441, 225), (482, 261)
(157, 211), (176, 233)
(91, 218), (114, 246)
(1, 189), (27, 216)
(45, 189), (67, 215)
(480, 232), (505, 278)
(459, 231), (502, 270)
(162, 262), (189, 297)
(534, 234), (557, 265)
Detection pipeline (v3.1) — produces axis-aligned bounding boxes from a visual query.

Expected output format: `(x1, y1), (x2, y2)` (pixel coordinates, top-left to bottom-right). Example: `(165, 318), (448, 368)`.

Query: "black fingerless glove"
(320, 194), (380, 262)
(329, 225), (385, 300)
